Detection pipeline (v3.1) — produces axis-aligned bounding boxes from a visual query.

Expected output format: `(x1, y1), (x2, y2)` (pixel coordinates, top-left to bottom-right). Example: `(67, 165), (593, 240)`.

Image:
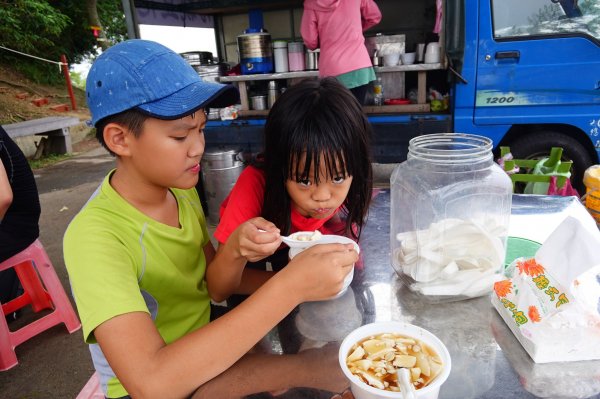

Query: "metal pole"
(60, 54), (77, 111)
(121, 0), (140, 39)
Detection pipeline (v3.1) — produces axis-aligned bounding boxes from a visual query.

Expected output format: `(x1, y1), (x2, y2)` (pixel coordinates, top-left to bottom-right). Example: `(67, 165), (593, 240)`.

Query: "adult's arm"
(301, 9), (320, 50)
(0, 159), (13, 219)
(94, 243), (357, 399)
(361, 0), (382, 31)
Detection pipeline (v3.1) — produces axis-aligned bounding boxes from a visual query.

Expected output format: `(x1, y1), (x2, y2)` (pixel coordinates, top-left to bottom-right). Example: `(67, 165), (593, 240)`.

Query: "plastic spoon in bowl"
(397, 368), (416, 399)
(281, 230), (323, 248)
(257, 229), (323, 248)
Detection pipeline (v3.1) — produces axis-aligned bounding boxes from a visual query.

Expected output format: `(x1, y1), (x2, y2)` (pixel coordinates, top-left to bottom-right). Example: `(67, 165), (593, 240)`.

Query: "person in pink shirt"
(301, 0), (381, 104)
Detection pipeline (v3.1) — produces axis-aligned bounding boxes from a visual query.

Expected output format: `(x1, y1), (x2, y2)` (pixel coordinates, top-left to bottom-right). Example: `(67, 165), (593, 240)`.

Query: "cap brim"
(137, 81), (239, 120)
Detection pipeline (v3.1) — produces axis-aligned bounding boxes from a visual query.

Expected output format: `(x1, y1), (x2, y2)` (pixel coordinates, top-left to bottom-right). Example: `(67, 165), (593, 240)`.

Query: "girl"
(213, 77), (373, 279)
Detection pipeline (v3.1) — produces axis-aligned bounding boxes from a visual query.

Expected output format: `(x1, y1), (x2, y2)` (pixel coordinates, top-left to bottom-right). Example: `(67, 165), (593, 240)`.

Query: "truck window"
(491, 0), (600, 41)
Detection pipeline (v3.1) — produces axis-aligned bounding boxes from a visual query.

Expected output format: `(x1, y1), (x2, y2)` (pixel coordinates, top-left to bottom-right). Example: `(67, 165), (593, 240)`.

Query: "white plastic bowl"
(339, 322), (452, 399)
(383, 53), (400, 67)
(401, 52), (416, 65)
(289, 235), (359, 299)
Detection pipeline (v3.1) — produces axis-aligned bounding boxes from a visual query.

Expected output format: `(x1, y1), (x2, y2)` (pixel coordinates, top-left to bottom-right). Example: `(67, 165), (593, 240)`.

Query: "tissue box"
(492, 216), (600, 363)
(491, 312), (600, 398)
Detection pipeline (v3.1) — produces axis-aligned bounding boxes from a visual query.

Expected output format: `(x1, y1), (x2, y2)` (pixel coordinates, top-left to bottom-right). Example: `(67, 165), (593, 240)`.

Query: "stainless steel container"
(237, 32), (273, 74)
(250, 95), (267, 110)
(305, 49), (320, 70)
(192, 63), (229, 83)
(201, 148), (245, 225)
(181, 51), (214, 66)
(267, 80), (278, 109)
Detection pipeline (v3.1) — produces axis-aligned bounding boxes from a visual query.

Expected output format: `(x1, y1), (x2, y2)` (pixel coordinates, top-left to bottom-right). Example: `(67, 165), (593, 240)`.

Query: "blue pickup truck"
(451, 0), (600, 191)
(198, 0), (599, 191)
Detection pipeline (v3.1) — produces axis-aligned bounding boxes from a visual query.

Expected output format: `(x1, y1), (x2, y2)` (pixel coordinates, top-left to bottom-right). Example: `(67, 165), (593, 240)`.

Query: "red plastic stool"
(76, 372), (104, 399)
(0, 239), (81, 371)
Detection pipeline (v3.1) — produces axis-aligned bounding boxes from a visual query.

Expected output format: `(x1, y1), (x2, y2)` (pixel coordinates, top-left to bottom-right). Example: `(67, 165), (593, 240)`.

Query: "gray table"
(209, 191), (600, 399)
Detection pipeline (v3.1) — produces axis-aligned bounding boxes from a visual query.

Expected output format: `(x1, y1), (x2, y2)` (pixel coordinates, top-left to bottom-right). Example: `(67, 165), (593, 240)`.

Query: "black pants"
(350, 83), (370, 105)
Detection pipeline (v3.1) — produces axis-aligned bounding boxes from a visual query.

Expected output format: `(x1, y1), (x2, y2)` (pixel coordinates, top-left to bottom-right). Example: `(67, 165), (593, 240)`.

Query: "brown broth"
(345, 332), (443, 392)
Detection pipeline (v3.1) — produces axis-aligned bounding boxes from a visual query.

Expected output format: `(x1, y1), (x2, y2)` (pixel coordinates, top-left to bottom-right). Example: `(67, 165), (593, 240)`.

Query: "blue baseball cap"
(86, 39), (238, 126)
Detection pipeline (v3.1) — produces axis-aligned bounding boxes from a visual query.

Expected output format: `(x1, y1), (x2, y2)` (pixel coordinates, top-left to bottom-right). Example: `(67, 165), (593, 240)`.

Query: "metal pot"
(250, 95), (267, 110)
(201, 147), (245, 225)
(305, 49), (320, 70)
(237, 32), (273, 74)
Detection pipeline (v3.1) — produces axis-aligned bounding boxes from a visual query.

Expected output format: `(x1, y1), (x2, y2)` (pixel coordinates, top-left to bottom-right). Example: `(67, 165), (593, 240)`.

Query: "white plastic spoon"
(397, 368), (417, 399)
(280, 230), (323, 248)
(257, 229), (323, 248)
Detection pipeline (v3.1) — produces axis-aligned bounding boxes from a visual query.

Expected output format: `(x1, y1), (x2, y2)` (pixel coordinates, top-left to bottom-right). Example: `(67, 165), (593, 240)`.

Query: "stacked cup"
(424, 42), (441, 63)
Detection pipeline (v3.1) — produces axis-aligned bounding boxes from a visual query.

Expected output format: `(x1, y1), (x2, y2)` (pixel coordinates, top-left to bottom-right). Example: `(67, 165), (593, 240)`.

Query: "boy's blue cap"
(86, 39), (238, 126)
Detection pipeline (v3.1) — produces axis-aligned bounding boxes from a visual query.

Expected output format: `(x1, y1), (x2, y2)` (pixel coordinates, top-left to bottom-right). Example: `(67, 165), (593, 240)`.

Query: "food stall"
(124, 0), (451, 161)
(125, 0), (600, 190)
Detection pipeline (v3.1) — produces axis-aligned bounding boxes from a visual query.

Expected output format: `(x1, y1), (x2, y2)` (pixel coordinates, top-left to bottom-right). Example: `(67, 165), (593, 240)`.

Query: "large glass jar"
(390, 133), (513, 301)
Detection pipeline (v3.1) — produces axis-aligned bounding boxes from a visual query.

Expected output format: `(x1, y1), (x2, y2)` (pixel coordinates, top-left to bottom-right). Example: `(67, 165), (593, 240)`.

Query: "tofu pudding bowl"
(287, 233), (359, 299)
(339, 322), (451, 399)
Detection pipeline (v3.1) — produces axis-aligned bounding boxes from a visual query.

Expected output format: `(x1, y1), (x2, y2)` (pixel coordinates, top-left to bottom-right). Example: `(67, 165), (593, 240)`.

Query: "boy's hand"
(228, 217), (282, 262)
(284, 243), (358, 302)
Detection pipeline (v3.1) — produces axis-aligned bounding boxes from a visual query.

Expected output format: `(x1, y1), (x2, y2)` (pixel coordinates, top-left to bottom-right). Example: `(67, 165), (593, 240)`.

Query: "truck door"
(474, 0), (600, 125)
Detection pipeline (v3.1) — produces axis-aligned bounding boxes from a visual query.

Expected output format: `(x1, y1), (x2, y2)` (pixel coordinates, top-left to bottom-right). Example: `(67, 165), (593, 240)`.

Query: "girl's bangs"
(287, 131), (351, 183)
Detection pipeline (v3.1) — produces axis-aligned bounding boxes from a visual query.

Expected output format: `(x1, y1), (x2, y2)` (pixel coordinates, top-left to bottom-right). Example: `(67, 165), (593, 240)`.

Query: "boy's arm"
(205, 217), (281, 302)
(191, 344), (349, 398)
(95, 243), (358, 399)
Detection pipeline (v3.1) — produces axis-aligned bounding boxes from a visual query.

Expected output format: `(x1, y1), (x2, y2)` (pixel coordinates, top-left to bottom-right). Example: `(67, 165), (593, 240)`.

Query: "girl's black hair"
(261, 77), (373, 239)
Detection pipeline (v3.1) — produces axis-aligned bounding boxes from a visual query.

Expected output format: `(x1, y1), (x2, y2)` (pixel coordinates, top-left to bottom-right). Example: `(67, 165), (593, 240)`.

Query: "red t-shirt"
(214, 165), (342, 244)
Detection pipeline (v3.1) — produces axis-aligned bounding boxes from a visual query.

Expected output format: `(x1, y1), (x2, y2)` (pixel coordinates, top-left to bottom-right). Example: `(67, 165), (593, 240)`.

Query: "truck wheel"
(507, 131), (594, 194)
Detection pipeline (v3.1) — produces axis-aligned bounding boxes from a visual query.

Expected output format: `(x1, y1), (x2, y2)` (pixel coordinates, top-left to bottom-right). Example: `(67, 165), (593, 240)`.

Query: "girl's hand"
(228, 217), (282, 262)
(283, 243), (358, 302)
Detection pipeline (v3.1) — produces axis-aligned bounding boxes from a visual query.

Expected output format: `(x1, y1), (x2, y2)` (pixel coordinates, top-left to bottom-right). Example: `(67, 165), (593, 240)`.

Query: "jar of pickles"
(390, 133), (513, 301)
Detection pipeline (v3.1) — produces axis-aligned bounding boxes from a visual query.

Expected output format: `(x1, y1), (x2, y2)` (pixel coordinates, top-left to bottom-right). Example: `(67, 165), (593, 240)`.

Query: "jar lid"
(288, 42), (304, 52)
(273, 40), (288, 48)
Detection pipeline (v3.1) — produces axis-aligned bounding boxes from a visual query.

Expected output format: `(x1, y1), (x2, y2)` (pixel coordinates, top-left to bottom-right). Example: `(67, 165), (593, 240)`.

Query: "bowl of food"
(289, 234), (359, 298)
(339, 322), (451, 399)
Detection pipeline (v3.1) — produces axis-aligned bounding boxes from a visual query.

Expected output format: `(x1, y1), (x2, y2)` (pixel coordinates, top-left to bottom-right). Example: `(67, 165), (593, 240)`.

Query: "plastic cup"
(289, 234), (359, 299)
(339, 322), (452, 399)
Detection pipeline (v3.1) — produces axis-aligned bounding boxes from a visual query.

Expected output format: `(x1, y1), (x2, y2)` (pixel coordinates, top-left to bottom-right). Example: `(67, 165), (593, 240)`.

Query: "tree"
(0, 0), (126, 84)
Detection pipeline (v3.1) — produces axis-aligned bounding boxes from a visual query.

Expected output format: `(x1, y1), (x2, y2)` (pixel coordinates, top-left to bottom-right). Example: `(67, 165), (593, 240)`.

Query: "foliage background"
(0, 0), (126, 85)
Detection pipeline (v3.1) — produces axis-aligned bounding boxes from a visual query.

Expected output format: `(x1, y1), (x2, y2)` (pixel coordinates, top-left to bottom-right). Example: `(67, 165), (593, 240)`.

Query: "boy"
(63, 39), (357, 398)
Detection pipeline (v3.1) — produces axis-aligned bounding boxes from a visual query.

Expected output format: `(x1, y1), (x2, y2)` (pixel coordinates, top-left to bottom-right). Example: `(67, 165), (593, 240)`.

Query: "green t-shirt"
(64, 171), (211, 398)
